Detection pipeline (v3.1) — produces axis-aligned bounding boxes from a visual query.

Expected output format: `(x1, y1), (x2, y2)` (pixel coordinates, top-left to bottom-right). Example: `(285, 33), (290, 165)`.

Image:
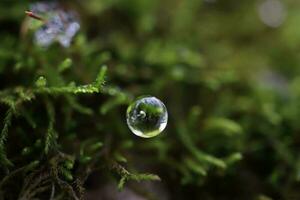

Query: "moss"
(0, 0), (300, 199)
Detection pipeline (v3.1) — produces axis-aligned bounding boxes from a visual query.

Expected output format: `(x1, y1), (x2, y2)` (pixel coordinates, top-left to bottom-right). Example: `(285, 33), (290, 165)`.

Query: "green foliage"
(1, 0), (300, 199)
(0, 109), (14, 167)
(111, 161), (160, 190)
(58, 58), (73, 73)
(44, 100), (56, 154)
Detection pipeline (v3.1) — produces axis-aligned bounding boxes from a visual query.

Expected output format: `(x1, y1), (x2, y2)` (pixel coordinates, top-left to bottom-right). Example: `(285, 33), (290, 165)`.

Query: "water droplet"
(126, 96), (168, 138)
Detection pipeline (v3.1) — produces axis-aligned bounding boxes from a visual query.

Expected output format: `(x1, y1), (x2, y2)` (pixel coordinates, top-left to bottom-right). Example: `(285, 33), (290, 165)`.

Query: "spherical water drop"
(126, 96), (168, 138)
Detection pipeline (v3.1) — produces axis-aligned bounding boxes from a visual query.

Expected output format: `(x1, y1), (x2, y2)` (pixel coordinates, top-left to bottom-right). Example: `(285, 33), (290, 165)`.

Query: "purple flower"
(28, 2), (80, 48)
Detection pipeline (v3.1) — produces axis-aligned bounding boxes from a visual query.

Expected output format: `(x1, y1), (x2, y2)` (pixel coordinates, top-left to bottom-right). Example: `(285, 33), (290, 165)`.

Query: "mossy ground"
(1, 0), (300, 199)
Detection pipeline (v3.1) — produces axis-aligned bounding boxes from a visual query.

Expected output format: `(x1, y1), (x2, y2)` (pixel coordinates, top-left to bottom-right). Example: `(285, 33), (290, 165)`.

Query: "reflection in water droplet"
(126, 96), (168, 138)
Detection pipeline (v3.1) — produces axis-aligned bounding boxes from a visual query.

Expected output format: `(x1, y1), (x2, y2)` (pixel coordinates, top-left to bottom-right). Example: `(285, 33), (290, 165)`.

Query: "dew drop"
(126, 96), (168, 138)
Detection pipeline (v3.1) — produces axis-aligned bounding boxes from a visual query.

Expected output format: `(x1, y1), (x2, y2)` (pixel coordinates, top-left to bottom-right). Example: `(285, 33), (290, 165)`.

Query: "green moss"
(0, 0), (300, 199)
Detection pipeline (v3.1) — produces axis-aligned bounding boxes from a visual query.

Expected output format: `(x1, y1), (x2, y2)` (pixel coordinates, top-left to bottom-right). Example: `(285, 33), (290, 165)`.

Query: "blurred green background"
(1, 0), (300, 199)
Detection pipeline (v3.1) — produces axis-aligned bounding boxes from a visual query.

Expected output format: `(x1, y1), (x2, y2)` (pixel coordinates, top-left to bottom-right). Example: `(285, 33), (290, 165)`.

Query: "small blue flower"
(28, 2), (80, 48)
